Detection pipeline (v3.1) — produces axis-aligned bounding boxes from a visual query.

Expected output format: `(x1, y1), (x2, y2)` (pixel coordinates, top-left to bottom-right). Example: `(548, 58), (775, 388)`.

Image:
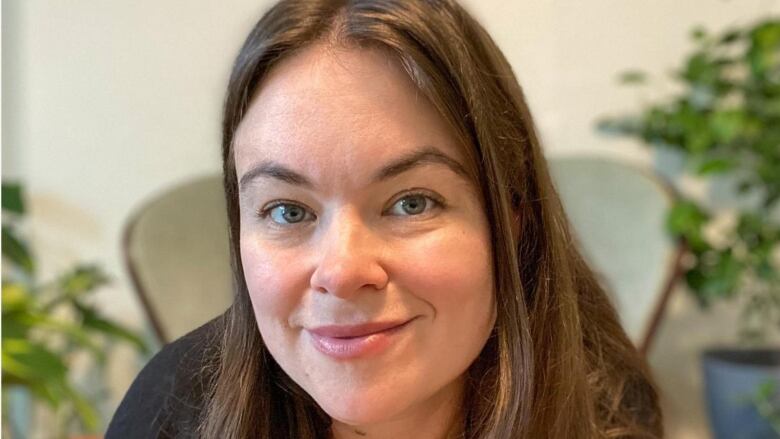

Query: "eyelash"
(255, 189), (447, 226)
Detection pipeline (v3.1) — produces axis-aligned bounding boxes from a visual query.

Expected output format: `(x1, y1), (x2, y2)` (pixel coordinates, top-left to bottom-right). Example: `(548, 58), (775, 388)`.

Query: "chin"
(315, 388), (410, 426)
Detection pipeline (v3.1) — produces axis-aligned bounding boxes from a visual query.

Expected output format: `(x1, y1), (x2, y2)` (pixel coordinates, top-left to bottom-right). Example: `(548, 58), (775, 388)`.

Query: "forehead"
(232, 42), (471, 187)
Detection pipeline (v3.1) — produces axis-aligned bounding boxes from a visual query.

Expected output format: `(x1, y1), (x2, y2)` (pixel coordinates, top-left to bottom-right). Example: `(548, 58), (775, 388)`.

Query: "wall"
(3, 0), (779, 437)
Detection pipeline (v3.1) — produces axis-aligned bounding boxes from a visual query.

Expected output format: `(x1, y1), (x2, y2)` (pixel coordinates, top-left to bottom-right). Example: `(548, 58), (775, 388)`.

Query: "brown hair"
(200, 0), (663, 437)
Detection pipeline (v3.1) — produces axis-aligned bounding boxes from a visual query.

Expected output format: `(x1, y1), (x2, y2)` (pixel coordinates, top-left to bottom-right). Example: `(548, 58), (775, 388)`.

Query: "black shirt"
(106, 318), (220, 438)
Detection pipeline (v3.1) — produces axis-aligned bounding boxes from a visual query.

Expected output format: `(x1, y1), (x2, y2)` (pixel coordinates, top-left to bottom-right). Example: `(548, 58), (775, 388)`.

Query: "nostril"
(309, 259), (389, 298)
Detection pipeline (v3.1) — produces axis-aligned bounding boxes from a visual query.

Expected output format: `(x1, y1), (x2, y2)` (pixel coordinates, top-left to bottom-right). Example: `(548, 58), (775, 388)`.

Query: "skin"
(233, 42), (497, 439)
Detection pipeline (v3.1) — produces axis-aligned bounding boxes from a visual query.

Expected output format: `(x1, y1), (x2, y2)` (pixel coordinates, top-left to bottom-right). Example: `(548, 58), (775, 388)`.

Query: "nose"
(309, 209), (389, 298)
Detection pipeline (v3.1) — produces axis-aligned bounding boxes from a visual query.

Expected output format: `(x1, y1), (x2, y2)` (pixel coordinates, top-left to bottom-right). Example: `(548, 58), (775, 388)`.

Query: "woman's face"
(233, 43), (496, 430)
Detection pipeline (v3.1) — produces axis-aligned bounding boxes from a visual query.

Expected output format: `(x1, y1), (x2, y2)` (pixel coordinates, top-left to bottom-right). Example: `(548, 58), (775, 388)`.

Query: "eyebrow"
(238, 146), (470, 191)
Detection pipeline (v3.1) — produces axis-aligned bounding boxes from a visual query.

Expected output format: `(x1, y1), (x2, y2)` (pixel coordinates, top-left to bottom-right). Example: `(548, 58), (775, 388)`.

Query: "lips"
(307, 319), (411, 338)
(305, 318), (416, 359)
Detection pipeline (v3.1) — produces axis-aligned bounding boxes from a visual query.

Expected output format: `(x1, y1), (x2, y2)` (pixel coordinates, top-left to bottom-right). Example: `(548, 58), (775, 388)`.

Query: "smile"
(306, 318), (416, 360)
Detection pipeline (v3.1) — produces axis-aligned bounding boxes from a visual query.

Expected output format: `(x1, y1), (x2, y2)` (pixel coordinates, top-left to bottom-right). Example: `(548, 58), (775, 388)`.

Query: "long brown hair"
(200, 1), (663, 437)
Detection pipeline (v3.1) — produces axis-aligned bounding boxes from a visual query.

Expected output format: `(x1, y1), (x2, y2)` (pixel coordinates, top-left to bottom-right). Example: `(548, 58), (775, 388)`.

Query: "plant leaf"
(21, 313), (105, 362)
(666, 200), (709, 235)
(1, 340), (68, 393)
(76, 304), (148, 354)
(59, 265), (110, 298)
(64, 385), (100, 432)
(718, 29), (742, 45)
(1, 226), (34, 275)
(2, 282), (32, 313)
(691, 26), (708, 42)
(1, 182), (25, 215)
(697, 158), (736, 175)
(710, 109), (746, 143)
(618, 70), (647, 85)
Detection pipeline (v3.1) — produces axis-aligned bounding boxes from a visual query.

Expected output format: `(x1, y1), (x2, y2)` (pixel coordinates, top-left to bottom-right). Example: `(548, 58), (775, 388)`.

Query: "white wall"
(4, 0), (779, 437)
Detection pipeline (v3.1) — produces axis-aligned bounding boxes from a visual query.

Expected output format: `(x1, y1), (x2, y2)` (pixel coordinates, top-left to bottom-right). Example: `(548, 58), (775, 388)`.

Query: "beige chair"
(548, 156), (684, 355)
(123, 175), (233, 344)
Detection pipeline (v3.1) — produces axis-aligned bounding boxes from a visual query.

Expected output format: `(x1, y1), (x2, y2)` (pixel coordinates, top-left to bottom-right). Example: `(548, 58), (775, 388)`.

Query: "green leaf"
(59, 265), (109, 298)
(25, 379), (62, 407)
(666, 200), (709, 235)
(1, 182), (25, 215)
(64, 385), (100, 432)
(718, 29), (742, 45)
(710, 109), (746, 143)
(757, 379), (776, 401)
(686, 249), (744, 304)
(707, 250), (742, 297)
(2, 340), (101, 431)
(682, 53), (719, 87)
(696, 158), (736, 175)
(2, 282), (32, 313)
(1, 284), (36, 339)
(750, 378), (780, 433)
(737, 180), (754, 193)
(666, 200), (711, 253)
(751, 21), (780, 49)
(76, 304), (148, 354)
(748, 22), (780, 78)
(618, 70), (647, 85)
(737, 213), (765, 242)
(685, 268), (710, 306)
(2, 313), (32, 340)
(1, 339), (68, 387)
(22, 313), (105, 362)
(691, 26), (708, 42)
(1, 226), (34, 275)
(687, 130), (713, 153)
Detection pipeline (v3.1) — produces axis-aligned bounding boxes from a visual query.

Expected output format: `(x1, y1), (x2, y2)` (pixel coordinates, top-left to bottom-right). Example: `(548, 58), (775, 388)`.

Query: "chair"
(548, 156), (684, 355)
(123, 175), (233, 344)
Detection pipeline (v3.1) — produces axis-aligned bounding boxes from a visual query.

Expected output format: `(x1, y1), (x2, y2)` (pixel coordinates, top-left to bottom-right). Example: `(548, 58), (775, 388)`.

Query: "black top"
(106, 318), (220, 438)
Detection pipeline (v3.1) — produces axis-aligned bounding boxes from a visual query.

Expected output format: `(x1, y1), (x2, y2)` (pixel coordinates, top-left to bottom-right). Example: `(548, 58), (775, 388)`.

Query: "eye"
(386, 192), (444, 217)
(259, 202), (316, 225)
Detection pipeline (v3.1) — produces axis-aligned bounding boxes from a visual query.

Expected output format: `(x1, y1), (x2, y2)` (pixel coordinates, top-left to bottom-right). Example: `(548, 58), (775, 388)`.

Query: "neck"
(329, 376), (465, 439)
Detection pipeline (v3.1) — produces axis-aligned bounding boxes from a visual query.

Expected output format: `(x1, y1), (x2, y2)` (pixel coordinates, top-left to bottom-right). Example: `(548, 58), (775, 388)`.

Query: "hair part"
(200, 1), (663, 438)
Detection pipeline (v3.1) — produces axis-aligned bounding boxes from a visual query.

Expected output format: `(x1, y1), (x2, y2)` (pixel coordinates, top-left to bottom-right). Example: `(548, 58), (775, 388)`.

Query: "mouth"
(306, 318), (417, 359)
(307, 318), (414, 338)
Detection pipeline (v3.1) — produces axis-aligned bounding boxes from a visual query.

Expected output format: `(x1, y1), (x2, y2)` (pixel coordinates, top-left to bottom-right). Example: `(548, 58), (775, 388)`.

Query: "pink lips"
(306, 318), (414, 359)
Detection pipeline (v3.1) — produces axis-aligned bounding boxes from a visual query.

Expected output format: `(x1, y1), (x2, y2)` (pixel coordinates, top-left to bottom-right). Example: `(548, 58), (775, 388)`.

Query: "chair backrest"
(123, 175), (233, 343)
(548, 156), (682, 354)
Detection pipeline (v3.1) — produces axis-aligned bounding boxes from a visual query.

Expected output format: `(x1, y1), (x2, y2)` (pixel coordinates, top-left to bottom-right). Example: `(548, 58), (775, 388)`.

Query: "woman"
(108, 0), (663, 438)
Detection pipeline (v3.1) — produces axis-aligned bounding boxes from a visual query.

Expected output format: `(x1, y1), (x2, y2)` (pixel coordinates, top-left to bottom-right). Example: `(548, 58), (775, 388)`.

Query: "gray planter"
(703, 349), (780, 439)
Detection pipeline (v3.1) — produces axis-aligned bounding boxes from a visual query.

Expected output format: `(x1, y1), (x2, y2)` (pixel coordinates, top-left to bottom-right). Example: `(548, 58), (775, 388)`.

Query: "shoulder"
(106, 316), (224, 439)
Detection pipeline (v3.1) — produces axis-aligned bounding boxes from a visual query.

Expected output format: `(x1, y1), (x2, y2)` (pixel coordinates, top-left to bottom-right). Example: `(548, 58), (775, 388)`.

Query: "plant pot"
(702, 348), (780, 439)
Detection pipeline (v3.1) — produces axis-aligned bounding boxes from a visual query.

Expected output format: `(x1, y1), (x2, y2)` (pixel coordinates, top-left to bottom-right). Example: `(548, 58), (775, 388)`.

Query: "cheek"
(239, 237), (307, 327)
(395, 224), (494, 318)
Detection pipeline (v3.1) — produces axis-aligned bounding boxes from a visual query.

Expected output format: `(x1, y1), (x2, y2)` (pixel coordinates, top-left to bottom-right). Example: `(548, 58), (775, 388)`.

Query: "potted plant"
(2, 182), (149, 438)
(597, 19), (780, 438)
